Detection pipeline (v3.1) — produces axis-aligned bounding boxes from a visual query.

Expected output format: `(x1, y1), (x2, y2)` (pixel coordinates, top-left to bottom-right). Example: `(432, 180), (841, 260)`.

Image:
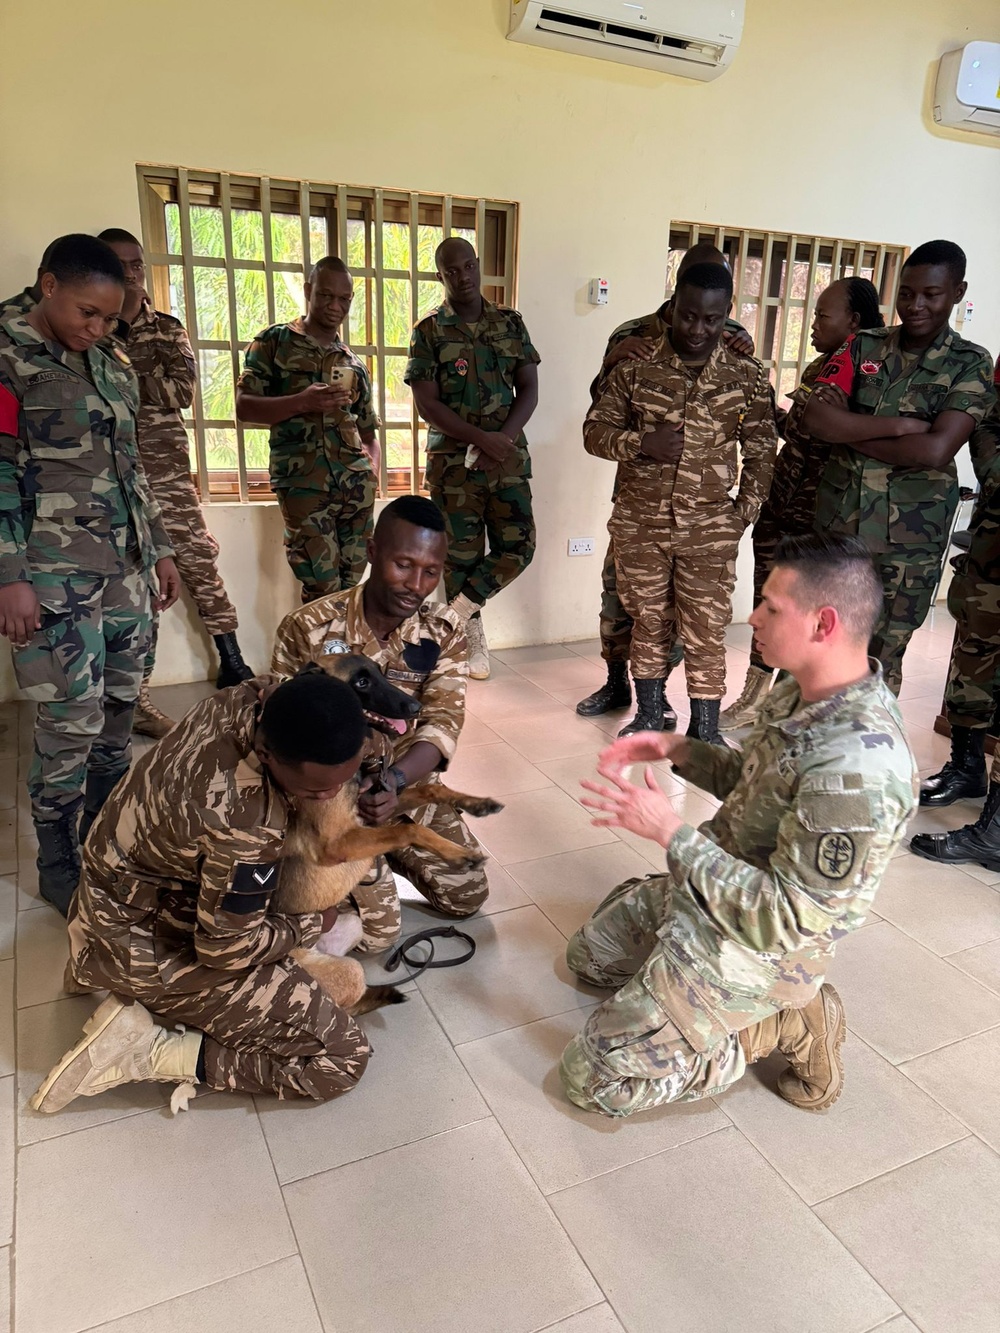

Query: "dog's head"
(314, 654), (421, 737)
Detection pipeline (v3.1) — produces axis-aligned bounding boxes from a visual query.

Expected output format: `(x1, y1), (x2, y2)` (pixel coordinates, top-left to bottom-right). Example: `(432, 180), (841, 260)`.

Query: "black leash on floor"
(383, 925), (476, 984)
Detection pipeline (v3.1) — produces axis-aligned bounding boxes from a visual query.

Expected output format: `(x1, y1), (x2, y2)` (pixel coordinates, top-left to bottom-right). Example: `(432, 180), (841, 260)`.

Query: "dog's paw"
(315, 910), (365, 957)
(458, 851), (487, 870)
(464, 798), (505, 817)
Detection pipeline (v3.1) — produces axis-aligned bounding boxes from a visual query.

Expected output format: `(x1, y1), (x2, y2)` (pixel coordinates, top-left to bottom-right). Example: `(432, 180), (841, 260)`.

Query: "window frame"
(136, 165), (519, 503)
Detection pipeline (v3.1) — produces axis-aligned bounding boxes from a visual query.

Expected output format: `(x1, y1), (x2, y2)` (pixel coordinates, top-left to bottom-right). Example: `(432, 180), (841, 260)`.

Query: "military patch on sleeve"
(221, 861), (280, 915)
(816, 833), (856, 881)
(402, 638), (441, 674)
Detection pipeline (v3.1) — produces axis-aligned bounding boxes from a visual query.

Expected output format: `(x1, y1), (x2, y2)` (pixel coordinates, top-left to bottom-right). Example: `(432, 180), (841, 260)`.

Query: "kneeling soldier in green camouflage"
(0, 235), (180, 915)
(30, 672), (372, 1114)
(562, 534), (916, 1117)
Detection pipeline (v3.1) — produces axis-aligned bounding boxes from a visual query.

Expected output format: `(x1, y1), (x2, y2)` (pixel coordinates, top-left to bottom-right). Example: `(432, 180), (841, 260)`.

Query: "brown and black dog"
(279, 655), (503, 1013)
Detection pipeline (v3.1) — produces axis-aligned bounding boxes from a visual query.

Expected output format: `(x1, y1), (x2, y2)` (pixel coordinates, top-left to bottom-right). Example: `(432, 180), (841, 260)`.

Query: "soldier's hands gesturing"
(0, 582), (41, 648)
(596, 732), (690, 783)
(154, 558), (182, 612)
(580, 766), (683, 848)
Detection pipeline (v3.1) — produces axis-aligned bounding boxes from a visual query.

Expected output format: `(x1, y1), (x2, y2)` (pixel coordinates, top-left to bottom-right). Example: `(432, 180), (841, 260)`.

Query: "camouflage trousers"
(560, 875), (745, 1117)
(870, 546), (945, 696)
(426, 450), (535, 605)
(144, 471), (238, 679)
(597, 535), (684, 674)
(69, 915), (369, 1101)
(11, 561), (153, 822)
(349, 800), (490, 952)
(749, 499), (818, 671)
(274, 461), (376, 603)
(944, 519), (1000, 730)
(610, 517), (737, 696)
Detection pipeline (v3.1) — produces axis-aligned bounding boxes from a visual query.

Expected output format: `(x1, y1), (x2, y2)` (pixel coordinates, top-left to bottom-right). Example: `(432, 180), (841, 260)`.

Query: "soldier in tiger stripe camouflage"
(585, 262), (776, 745)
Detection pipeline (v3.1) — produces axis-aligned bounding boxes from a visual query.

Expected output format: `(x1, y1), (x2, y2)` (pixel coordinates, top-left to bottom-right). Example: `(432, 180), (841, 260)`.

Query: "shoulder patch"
(816, 832), (856, 881)
(221, 860), (281, 915)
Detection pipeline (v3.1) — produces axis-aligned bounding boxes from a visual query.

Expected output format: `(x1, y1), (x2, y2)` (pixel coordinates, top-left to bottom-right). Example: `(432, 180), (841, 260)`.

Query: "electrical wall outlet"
(568, 537), (595, 556)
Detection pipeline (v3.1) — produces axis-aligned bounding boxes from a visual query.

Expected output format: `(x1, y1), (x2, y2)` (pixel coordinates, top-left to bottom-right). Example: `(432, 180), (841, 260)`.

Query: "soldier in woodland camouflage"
(577, 241), (753, 728)
(721, 276), (887, 731)
(405, 237), (540, 680)
(30, 673), (374, 1115)
(0, 238), (62, 323)
(99, 230), (253, 739)
(561, 534), (916, 1118)
(809, 239), (996, 697)
(236, 256), (380, 604)
(272, 495), (484, 943)
(0, 235), (180, 915)
(584, 262), (776, 745)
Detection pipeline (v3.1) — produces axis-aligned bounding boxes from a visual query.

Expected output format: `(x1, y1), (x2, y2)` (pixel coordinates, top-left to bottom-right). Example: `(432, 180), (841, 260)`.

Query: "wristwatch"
(387, 764), (408, 793)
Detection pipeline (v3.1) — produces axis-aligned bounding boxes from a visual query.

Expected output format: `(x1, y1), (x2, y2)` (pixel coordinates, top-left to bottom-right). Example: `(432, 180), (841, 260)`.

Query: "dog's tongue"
(388, 717), (408, 735)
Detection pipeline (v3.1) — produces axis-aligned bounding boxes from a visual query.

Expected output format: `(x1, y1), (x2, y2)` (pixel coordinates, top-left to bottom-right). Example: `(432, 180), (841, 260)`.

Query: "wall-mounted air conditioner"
(507, 0), (744, 82)
(933, 42), (1000, 138)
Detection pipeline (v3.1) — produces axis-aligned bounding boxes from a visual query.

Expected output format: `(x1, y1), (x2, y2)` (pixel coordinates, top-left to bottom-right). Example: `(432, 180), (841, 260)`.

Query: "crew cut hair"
(259, 669), (366, 766)
(675, 261), (734, 300)
(308, 255), (350, 281)
(904, 239), (966, 284)
(773, 533), (883, 642)
(43, 234), (125, 288)
(375, 494), (446, 535)
(97, 228), (142, 247)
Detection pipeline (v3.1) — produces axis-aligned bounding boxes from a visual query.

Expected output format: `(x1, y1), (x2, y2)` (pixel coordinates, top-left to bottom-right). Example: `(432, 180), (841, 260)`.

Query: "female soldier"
(720, 277), (885, 729)
(0, 234), (179, 913)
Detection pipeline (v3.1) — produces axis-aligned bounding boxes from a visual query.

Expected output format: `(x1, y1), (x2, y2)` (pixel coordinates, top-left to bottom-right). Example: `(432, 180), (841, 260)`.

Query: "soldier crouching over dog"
(271, 493), (484, 950)
(30, 672), (374, 1115)
(560, 534), (917, 1118)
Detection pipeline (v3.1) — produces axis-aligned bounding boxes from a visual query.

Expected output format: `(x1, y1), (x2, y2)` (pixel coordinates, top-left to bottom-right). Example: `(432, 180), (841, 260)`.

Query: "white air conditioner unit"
(933, 41), (1000, 137)
(507, 0), (744, 81)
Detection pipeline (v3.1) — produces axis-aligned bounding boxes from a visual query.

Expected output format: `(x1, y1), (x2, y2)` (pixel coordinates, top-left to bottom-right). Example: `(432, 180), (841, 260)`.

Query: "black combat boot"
(35, 816), (81, 918)
(618, 679), (664, 738)
(686, 698), (725, 746)
(910, 781), (1000, 871)
(577, 660), (631, 717)
(214, 632), (255, 689)
(78, 768), (128, 846)
(919, 726), (988, 807)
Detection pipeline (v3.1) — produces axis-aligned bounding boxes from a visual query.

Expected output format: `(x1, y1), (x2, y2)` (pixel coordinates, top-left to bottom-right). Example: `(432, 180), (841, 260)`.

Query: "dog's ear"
(295, 661), (326, 678)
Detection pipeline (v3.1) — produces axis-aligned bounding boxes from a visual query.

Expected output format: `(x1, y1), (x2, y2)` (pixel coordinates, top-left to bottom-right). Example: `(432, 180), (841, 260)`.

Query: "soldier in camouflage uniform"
(809, 240), (996, 696)
(577, 242), (753, 724)
(30, 672), (374, 1114)
(236, 256), (380, 604)
(911, 390), (1000, 820)
(585, 263), (776, 744)
(561, 534), (916, 1117)
(0, 235), (180, 916)
(405, 237), (540, 680)
(98, 231), (253, 738)
(721, 276), (887, 731)
(0, 237), (61, 322)
(272, 495), (483, 944)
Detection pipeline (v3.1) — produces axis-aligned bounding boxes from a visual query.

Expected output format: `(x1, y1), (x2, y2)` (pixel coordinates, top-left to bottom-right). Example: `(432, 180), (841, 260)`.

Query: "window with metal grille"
(136, 166), (519, 502)
(666, 223), (907, 408)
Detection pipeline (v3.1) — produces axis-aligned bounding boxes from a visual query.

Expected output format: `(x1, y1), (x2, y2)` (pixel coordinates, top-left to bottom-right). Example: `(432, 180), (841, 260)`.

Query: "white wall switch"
(568, 537), (595, 556)
(587, 278), (609, 306)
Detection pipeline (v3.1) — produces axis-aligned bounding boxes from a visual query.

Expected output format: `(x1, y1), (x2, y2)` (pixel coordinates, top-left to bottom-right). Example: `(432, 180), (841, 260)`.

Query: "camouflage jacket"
(237, 318), (378, 484)
(72, 680), (323, 983)
(119, 300), (196, 486)
(405, 299), (541, 459)
(969, 365), (1000, 516)
(0, 314), (172, 586)
(815, 325), (996, 554)
(585, 335), (777, 542)
(660, 663), (916, 1052)
(591, 305), (749, 400)
(0, 288), (37, 322)
(271, 582), (468, 767)
(763, 353), (830, 520)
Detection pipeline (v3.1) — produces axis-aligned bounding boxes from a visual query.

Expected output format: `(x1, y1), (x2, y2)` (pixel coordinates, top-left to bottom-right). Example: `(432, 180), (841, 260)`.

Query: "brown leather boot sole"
(776, 984), (847, 1113)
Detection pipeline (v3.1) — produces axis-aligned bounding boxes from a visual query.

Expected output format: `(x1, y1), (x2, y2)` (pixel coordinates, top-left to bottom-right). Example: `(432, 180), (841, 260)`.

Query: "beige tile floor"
(4, 611), (1000, 1332)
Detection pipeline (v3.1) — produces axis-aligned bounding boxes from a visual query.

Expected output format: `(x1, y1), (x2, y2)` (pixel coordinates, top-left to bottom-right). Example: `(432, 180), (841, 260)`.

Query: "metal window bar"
(136, 166), (517, 502)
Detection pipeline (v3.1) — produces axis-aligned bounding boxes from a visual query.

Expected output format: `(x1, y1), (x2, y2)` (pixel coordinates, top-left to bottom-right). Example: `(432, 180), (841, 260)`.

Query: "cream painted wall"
(1, 0), (998, 696)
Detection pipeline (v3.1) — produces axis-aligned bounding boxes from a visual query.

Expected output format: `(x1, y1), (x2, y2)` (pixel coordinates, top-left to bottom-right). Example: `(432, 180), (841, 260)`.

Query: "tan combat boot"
(30, 996), (202, 1115)
(738, 984), (846, 1112)
(132, 684), (176, 740)
(719, 665), (773, 731)
(464, 614), (491, 680)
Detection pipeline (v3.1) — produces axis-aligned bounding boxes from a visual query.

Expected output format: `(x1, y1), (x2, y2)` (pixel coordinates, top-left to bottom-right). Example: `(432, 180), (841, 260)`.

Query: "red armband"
(0, 384), (19, 437)
(814, 335), (857, 396)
